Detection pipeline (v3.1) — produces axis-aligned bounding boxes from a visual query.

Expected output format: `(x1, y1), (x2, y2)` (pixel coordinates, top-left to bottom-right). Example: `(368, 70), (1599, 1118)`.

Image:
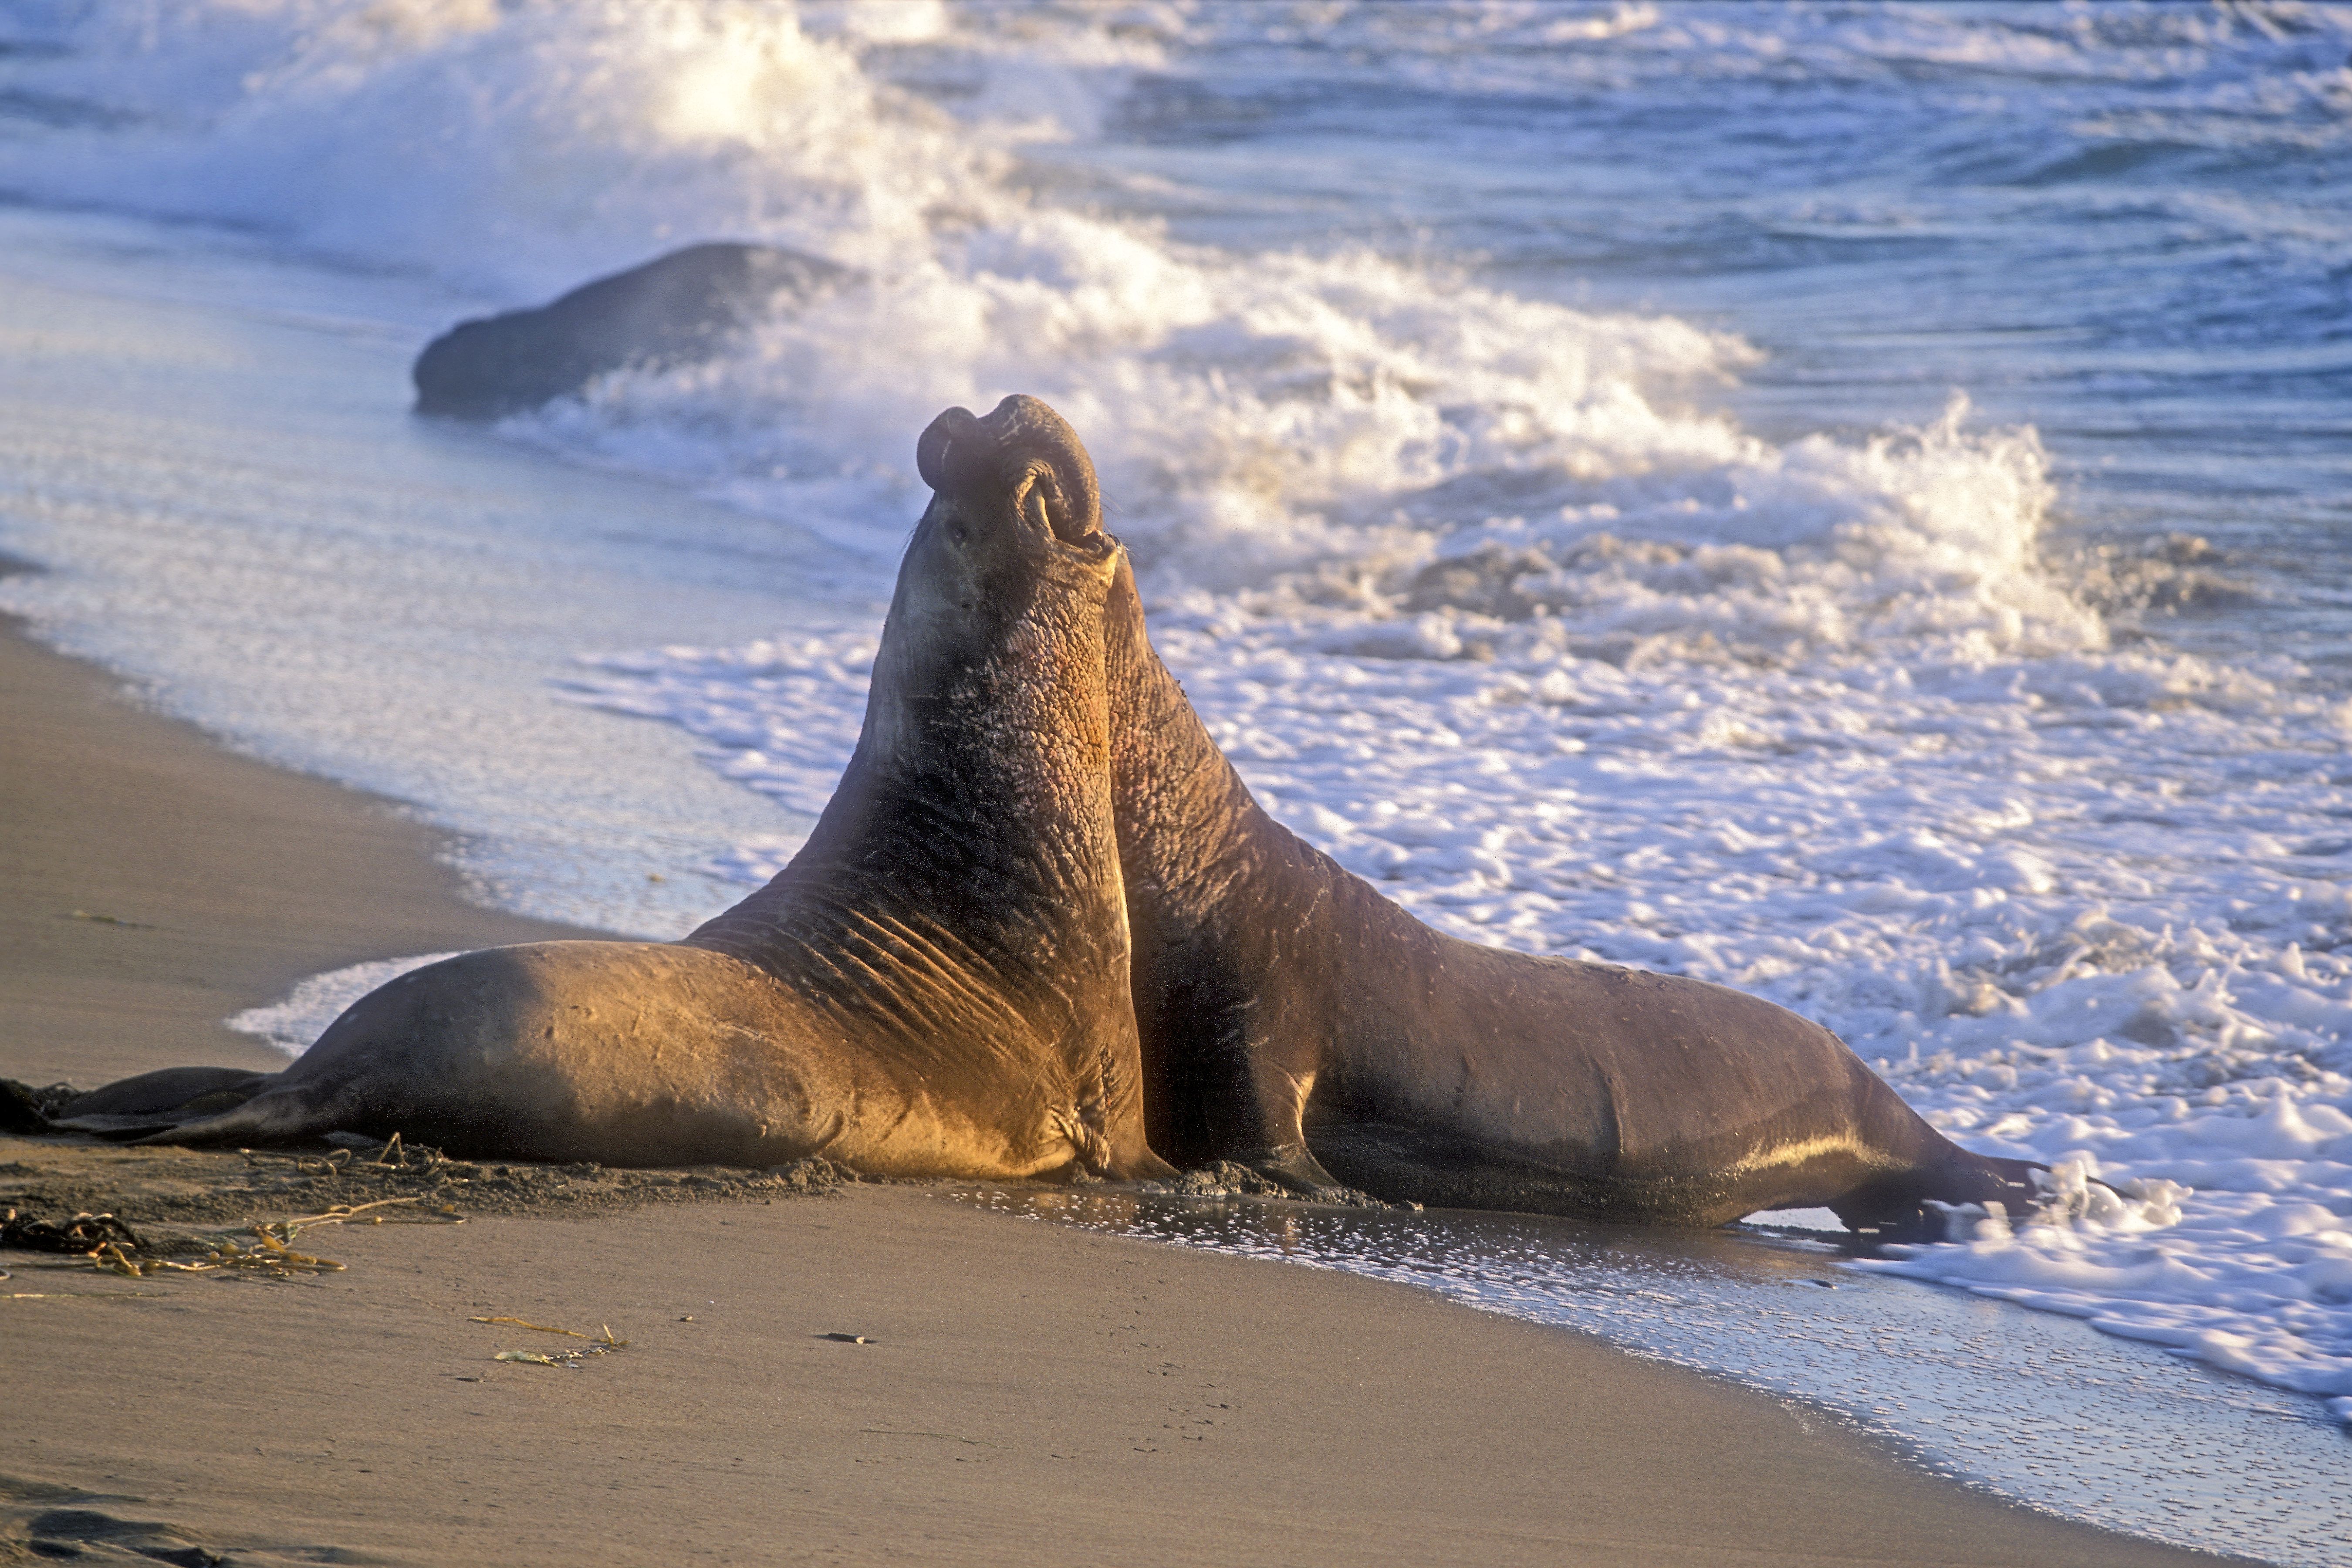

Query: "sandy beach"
(0, 603), (607, 1092)
(0, 617), (2251, 1567)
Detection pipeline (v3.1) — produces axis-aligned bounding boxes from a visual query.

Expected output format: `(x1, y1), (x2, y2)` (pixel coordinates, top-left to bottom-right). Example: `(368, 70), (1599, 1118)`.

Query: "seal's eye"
(947, 520), (968, 545)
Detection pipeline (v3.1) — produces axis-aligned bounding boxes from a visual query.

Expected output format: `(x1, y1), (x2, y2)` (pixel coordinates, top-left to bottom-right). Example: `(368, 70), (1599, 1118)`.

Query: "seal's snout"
(916, 405), (982, 492)
(917, 394), (1105, 551)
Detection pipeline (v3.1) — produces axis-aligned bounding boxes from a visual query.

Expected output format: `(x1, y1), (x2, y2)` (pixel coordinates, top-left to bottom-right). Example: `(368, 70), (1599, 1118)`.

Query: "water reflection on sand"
(956, 1186), (2347, 1568)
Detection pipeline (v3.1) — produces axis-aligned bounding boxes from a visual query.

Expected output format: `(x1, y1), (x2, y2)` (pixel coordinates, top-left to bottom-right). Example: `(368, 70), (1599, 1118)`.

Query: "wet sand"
(0, 622), (2249, 1565)
(0, 607), (606, 1090)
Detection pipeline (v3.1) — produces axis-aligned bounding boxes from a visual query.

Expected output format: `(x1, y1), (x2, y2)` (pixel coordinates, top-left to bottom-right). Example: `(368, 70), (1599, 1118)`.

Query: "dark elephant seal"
(412, 242), (851, 419)
(1079, 486), (2041, 1238)
(67, 396), (1172, 1182)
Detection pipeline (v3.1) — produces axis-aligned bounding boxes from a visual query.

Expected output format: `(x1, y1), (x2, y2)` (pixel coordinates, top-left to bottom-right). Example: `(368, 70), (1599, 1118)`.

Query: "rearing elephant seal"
(67, 396), (1173, 1182)
(1086, 490), (2041, 1237)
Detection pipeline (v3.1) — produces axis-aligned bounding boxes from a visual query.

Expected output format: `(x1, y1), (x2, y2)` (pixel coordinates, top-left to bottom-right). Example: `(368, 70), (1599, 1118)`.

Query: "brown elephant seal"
(1077, 477), (2041, 1239)
(64, 396), (1173, 1182)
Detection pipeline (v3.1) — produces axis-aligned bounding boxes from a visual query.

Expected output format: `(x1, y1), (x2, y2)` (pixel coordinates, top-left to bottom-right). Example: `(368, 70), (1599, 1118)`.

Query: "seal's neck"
(687, 554), (1124, 991)
(1103, 558), (1267, 916)
(852, 569), (1117, 892)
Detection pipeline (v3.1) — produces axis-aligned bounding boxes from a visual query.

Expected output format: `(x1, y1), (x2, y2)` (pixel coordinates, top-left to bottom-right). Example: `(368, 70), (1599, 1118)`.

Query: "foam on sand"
(227, 954), (461, 1059)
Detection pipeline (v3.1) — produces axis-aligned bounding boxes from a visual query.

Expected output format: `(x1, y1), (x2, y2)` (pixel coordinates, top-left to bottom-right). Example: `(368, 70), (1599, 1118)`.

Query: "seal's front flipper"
(1238, 1141), (1351, 1199)
(1212, 1142), (1390, 1207)
(46, 1065), (277, 1139)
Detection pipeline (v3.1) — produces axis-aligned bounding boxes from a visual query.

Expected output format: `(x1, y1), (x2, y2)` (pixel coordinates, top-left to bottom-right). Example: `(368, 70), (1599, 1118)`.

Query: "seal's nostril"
(1031, 473), (1098, 546)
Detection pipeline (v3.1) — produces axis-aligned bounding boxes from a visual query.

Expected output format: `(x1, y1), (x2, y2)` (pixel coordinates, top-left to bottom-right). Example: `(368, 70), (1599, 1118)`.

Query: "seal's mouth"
(918, 395), (1108, 556)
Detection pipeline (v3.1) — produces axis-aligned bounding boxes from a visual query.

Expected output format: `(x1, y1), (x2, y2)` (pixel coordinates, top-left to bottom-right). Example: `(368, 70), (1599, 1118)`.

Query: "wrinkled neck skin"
(688, 521), (1127, 1054)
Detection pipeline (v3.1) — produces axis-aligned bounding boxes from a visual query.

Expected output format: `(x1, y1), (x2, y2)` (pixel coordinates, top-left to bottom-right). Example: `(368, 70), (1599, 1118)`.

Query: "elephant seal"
(1079, 489), (2042, 1239)
(412, 242), (851, 419)
(68, 396), (1172, 1182)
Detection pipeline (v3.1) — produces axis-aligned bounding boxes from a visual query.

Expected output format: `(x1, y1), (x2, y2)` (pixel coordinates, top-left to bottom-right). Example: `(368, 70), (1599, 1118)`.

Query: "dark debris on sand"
(0, 1470), (365, 1567)
(0, 1122), (854, 1270)
(1139, 1160), (1402, 1209)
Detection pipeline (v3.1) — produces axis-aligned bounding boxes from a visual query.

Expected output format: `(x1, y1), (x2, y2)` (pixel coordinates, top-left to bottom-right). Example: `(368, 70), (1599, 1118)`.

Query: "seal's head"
(856, 393), (1123, 777)
(918, 393), (1103, 547)
(894, 394), (1118, 663)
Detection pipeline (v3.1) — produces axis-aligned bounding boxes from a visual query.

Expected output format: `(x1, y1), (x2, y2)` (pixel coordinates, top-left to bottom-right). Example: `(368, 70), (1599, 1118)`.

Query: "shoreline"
(0, 1167), (2248, 1568)
(0, 609), (2246, 1566)
(0, 609), (610, 1091)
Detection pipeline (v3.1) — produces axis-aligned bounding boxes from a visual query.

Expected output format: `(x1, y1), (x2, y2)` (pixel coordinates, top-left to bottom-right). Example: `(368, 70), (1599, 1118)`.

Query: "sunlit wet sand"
(971, 1187), (2348, 1565)
(0, 206), (840, 939)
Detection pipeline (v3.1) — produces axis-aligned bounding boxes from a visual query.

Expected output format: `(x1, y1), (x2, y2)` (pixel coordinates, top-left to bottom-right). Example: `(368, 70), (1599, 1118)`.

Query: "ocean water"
(2, 0), (2348, 1537)
(0, 206), (837, 935)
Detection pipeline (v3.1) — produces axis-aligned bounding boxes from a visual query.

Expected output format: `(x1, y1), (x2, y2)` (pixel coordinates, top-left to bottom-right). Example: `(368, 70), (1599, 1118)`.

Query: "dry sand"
(0, 618), (2247, 1566)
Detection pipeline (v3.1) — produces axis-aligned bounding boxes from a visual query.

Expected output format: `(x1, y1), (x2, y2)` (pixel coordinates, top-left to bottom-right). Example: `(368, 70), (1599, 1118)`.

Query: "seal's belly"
(1304, 1115), (1894, 1226)
(276, 940), (1094, 1175)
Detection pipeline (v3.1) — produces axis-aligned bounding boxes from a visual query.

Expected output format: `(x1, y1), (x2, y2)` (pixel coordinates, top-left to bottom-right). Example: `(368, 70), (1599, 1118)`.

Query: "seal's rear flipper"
(1831, 1154), (2048, 1244)
(127, 1087), (340, 1149)
(1, 1078), (55, 1133)
(46, 1065), (277, 1139)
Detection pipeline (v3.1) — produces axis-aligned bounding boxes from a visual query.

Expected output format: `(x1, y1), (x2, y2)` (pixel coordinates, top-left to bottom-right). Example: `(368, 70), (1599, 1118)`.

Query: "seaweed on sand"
(1, 1126), (851, 1289)
(475, 1316), (631, 1369)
